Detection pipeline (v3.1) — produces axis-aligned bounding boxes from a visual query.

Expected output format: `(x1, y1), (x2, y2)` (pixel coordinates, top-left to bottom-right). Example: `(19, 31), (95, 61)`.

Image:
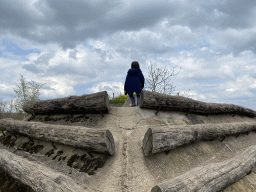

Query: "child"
(124, 61), (145, 107)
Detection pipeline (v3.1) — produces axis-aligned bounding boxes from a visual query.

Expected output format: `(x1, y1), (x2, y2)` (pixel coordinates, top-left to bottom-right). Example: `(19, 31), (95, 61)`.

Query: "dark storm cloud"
(45, 62), (97, 79)
(233, 38), (256, 56)
(0, 0), (34, 30)
(1, 0), (256, 54)
(22, 63), (40, 73)
(0, 0), (115, 48)
(98, 1), (176, 31)
(217, 0), (256, 29)
(46, 63), (79, 75)
(32, 52), (56, 65)
(0, 0), (177, 49)
(43, 0), (113, 28)
(168, 0), (256, 30)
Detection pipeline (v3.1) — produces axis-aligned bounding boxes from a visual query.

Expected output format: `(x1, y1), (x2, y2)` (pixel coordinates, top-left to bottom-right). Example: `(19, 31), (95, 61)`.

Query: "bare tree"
(13, 74), (46, 112)
(0, 99), (8, 119)
(145, 61), (181, 95)
(0, 99), (7, 113)
(9, 98), (15, 113)
(4, 98), (15, 118)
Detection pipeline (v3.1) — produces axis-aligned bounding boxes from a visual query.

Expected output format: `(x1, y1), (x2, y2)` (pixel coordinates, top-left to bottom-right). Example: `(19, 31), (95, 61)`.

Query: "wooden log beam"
(142, 121), (256, 156)
(23, 91), (110, 115)
(0, 118), (115, 155)
(151, 145), (256, 192)
(0, 148), (87, 192)
(140, 90), (256, 117)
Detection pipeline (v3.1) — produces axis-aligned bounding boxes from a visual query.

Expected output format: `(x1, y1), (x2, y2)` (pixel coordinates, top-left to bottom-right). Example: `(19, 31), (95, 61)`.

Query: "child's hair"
(131, 61), (140, 69)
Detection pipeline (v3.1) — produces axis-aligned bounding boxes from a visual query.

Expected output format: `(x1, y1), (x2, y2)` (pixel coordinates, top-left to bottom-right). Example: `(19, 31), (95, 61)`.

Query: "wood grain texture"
(0, 148), (87, 192)
(140, 90), (256, 117)
(143, 122), (256, 156)
(0, 118), (115, 155)
(23, 91), (110, 115)
(151, 145), (256, 192)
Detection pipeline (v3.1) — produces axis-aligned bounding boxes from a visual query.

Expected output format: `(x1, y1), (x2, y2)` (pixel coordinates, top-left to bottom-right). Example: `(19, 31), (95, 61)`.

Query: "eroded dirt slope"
(1, 106), (256, 191)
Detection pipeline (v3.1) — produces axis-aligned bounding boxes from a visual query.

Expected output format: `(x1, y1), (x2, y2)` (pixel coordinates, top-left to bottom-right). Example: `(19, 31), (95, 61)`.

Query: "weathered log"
(23, 91), (110, 115)
(140, 90), (256, 117)
(151, 145), (256, 192)
(0, 118), (115, 155)
(143, 121), (256, 156)
(22, 114), (33, 121)
(0, 148), (87, 192)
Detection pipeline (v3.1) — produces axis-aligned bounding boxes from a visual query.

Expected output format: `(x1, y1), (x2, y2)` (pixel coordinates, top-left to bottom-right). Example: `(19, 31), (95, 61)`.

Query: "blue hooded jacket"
(124, 68), (145, 94)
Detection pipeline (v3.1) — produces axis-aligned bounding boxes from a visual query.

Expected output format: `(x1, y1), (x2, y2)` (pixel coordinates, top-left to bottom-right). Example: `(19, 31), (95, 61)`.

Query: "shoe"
(131, 104), (136, 107)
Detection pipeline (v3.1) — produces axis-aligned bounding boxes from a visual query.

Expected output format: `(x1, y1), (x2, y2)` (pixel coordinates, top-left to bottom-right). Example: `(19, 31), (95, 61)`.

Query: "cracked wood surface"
(0, 148), (87, 192)
(151, 145), (256, 192)
(140, 90), (256, 117)
(0, 118), (115, 155)
(143, 122), (256, 156)
(23, 91), (110, 115)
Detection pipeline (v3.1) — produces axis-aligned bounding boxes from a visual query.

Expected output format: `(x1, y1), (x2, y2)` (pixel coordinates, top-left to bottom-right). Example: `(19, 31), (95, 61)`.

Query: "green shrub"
(109, 95), (129, 103)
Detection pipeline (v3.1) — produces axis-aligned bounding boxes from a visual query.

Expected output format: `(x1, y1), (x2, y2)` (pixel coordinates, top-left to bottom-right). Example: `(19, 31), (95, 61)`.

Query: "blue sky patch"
(1, 38), (40, 57)
(83, 42), (93, 50)
(74, 83), (95, 96)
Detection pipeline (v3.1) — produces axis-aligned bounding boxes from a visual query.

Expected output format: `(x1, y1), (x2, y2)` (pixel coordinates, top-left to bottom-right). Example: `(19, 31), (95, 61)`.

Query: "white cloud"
(1, 0), (256, 110)
(200, 47), (208, 51)
(88, 82), (124, 98)
(185, 91), (206, 101)
(223, 75), (256, 98)
(0, 84), (13, 93)
(40, 76), (76, 99)
(226, 88), (235, 92)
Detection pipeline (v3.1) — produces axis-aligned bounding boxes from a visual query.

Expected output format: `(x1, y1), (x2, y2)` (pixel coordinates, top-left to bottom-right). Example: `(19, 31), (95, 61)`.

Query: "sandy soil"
(1, 104), (256, 191)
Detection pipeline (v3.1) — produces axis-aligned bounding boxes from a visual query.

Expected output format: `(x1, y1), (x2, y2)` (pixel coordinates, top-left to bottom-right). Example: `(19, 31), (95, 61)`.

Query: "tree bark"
(0, 148), (87, 192)
(23, 91), (110, 115)
(151, 145), (256, 192)
(22, 114), (33, 121)
(140, 91), (256, 117)
(143, 121), (256, 156)
(0, 118), (115, 155)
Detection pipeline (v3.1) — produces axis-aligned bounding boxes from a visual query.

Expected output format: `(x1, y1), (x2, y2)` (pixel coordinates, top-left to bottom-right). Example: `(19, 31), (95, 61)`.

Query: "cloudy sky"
(1, 0), (256, 110)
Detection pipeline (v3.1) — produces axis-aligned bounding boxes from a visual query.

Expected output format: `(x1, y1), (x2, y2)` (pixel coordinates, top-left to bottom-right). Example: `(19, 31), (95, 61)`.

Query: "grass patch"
(109, 94), (138, 103)
(109, 95), (129, 103)
(109, 95), (128, 103)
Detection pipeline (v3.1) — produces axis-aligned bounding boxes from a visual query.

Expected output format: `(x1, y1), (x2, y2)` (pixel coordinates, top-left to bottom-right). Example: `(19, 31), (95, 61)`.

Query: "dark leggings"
(128, 92), (141, 106)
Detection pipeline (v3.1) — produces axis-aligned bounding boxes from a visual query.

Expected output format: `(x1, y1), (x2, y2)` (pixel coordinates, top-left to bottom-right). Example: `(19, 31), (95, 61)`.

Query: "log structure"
(140, 90), (256, 117)
(0, 148), (87, 192)
(143, 121), (256, 156)
(0, 118), (115, 155)
(23, 91), (110, 115)
(151, 145), (256, 192)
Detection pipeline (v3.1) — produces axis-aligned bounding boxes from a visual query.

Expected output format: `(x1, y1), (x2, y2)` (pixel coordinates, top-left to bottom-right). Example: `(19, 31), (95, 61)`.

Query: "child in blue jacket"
(124, 61), (145, 107)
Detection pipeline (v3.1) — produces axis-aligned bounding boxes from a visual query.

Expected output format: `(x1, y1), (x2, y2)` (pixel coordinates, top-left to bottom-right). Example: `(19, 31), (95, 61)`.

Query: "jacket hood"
(128, 68), (141, 75)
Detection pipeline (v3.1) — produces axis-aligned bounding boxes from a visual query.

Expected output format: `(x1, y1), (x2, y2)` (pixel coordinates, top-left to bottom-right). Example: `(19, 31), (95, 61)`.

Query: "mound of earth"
(0, 91), (256, 192)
